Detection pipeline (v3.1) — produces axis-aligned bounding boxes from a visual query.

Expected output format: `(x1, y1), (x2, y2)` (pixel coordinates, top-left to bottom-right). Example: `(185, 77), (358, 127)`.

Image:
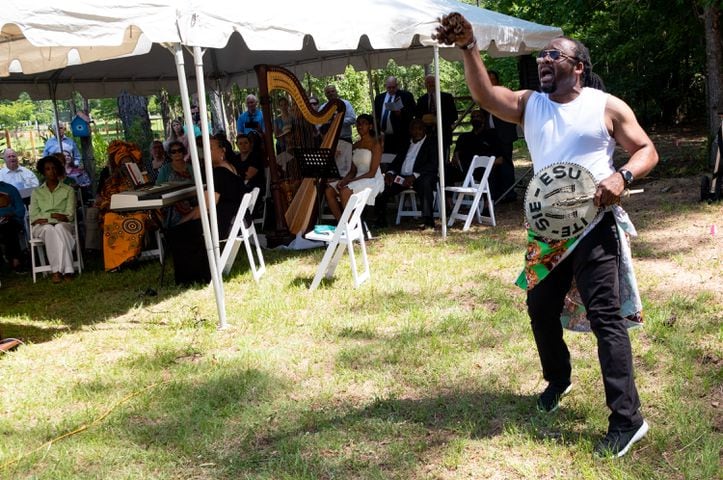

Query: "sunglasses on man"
(537, 49), (578, 63)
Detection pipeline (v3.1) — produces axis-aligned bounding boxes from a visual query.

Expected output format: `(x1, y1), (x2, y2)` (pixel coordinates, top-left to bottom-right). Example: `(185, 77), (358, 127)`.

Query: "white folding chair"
(29, 216), (84, 283)
(219, 188), (266, 282)
(139, 229), (165, 264)
(395, 184), (441, 224)
(253, 167), (271, 230)
(446, 155), (496, 231)
(305, 187), (371, 291)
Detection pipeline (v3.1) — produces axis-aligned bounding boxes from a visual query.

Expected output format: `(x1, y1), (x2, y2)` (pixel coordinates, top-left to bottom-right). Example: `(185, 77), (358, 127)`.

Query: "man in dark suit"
(449, 109), (503, 186)
(416, 74), (458, 161)
(374, 76), (416, 156)
(486, 70), (519, 202)
(374, 119), (439, 229)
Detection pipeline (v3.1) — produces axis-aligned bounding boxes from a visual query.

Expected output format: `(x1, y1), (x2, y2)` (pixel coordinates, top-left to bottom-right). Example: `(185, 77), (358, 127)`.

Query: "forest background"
(0, 0), (721, 182)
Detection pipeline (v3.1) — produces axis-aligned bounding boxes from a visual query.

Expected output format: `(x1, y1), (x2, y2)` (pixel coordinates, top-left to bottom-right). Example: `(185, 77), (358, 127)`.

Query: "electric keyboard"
(110, 183), (197, 211)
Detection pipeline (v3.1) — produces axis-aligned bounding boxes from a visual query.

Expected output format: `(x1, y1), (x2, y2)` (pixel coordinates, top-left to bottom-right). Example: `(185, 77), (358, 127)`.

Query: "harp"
(255, 65), (346, 240)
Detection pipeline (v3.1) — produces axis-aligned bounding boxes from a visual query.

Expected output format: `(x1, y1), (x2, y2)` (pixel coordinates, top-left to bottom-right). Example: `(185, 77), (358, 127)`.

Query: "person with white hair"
(236, 94), (265, 135)
(0, 148), (39, 190)
(42, 124), (81, 166)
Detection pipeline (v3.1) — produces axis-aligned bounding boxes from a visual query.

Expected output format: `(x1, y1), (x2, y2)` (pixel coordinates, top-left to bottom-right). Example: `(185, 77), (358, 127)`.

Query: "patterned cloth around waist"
(515, 207), (643, 332)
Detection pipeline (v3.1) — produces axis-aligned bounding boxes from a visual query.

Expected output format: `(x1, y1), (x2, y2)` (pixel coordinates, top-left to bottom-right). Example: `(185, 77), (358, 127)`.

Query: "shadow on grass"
(63, 358), (594, 479)
(206, 389), (593, 479)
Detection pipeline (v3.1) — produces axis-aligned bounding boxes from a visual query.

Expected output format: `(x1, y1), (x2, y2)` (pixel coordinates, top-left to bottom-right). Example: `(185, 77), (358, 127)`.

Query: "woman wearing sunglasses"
(165, 118), (190, 162)
(156, 141), (195, 228)
(435, 13), (659, 459)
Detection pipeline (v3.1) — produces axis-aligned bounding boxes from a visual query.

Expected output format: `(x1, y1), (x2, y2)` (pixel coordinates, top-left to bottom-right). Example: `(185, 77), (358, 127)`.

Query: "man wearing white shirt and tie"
(374, 76), (416, 155)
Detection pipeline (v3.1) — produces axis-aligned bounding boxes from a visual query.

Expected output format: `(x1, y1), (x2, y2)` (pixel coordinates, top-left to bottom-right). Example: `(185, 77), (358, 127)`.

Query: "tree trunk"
(159, 89), (171, 140)
(208, 88), (226, 135)
(117, 91), (153, 160)
(704, 5), (722, 136)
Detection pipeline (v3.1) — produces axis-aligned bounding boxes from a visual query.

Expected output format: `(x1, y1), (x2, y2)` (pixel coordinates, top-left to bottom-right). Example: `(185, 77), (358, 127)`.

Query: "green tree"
(480, 0), (711, 126)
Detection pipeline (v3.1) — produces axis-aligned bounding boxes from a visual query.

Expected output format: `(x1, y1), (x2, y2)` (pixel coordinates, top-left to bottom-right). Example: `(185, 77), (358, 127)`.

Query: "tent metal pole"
(193, 46), (227, 325)
(49, 81), (62, 154)
(193, 46), (222, 269)
(363, 55), (380, 136)
(172, 43), (227, 330)
(434, 46), (447, 239)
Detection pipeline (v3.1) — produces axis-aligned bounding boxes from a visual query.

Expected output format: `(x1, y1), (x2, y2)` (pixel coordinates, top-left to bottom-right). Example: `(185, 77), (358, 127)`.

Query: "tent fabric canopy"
(1, 0), (562, 100)
(0, 0), (562, 327)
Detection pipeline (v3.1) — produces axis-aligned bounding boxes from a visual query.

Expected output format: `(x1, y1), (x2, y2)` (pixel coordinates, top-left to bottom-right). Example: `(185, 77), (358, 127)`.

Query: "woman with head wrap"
(96, 140), (159, 271)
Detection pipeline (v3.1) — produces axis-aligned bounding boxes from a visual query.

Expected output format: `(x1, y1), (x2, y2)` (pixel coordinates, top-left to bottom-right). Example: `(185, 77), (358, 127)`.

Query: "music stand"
(294, 148), (340, 179)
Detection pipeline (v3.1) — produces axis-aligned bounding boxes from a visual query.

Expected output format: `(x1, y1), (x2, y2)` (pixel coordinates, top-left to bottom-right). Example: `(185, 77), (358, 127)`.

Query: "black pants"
(166, 219), (211, 286)
(375, 174), (437, 225)
(526, 212), (643, 430)
(0, 220), (23, 263)
(489, 158), (516, 201)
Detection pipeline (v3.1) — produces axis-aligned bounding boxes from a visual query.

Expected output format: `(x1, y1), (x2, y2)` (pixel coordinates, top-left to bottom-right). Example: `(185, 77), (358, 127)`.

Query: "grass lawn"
(0, 170), (721, 479)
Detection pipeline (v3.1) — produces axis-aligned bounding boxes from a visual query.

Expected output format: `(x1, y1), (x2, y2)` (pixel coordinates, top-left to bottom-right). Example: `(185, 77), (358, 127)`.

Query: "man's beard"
(540, 82), (557, 94)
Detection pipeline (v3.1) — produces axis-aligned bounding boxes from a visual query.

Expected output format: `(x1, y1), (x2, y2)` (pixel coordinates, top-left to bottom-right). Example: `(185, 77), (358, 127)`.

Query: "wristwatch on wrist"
(618, 168), (634, 186)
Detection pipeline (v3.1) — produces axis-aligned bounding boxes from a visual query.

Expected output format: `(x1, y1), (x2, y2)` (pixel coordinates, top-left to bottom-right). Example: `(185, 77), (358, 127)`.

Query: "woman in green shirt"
(29, 156), (77, 283)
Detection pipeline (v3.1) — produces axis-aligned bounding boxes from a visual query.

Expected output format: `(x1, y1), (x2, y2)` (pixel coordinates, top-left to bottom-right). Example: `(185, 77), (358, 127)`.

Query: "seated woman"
(96, 140), (159, 272)
(166, 135), (251, 285)
(273, 96), (293, 154)
(156, 141), (195, 228)
(234, 133), (266, 196)
(165, 118), (190, 162)
(146, 140), (168, 182)
(58, 150), (92, 204)
(29, 155), (77, 283)
(324, 114), (384, 220)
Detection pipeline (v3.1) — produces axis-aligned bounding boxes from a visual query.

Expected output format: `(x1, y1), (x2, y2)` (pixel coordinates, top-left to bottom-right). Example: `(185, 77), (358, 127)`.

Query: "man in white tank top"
(435, 13), (659, 458)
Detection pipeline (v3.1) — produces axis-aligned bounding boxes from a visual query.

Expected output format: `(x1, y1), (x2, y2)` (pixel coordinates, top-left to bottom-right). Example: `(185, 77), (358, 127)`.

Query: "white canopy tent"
(1, 0), (562, 327)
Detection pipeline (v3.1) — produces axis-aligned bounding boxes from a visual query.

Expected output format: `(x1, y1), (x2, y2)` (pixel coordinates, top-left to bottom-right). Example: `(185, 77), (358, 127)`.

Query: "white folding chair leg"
(243, 225), (266, 282)
(348, 235), (370, 287)
(447, 195), (465, 227)
(220, 188), (266, 281)
(309, 240), (343, 290)
(220, 239), (243, 276)
(463, 191), (485, 231)
(396, 189), (421, 224)
(483, 190), (496, 226)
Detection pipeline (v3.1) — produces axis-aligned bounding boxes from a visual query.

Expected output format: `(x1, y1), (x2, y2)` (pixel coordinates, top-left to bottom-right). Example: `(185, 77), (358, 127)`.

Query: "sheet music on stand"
(124, 162), (150, 187)
(294, 148), (340, 179)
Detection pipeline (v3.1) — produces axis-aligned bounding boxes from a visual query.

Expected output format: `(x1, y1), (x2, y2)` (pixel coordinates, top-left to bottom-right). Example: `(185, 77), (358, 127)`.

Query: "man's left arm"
(595, 95), (659, 207)
(71, 140), (82, 164)
(23, 168), (39, 187)
(343, 100), (356, 127)
(400, 91), (416, 123)
(42, 139), (52, 157)
(442, 93), (458, 126)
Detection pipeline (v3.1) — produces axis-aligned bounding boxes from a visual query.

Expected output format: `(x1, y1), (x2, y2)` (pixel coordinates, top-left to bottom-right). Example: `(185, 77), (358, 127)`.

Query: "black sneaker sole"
(536, 383), (573, 413)
(595, 420), (649, 458)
